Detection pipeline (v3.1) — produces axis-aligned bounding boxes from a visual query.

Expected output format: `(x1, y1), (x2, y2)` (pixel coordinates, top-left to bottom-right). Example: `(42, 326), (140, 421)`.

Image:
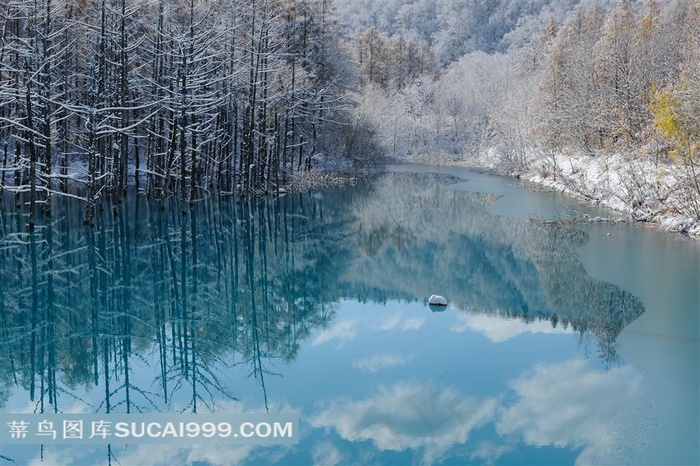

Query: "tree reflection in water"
(0, 171), (644, 419)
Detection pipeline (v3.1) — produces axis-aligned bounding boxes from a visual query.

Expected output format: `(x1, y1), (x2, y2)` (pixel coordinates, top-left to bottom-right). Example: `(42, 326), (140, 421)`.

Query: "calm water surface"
(0, 165), (698, 465)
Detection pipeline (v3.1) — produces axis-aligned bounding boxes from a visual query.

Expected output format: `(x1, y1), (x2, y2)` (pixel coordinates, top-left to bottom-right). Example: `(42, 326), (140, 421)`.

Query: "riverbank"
(521, 151), (699, 238)
(399, 149), (700, 238)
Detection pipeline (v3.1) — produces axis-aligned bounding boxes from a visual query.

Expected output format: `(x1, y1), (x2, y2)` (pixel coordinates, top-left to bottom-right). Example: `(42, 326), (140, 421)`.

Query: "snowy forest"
(1, 0), (699, 233)
(0, 0), (349, 228)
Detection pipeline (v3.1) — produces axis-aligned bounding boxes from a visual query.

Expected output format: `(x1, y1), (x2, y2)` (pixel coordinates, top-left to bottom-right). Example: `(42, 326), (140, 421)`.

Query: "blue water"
(0, 166), (697, 465)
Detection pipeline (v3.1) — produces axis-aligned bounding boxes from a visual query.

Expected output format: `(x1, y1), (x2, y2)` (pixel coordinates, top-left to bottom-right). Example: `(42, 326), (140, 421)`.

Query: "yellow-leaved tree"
(650, 60), (700, 219)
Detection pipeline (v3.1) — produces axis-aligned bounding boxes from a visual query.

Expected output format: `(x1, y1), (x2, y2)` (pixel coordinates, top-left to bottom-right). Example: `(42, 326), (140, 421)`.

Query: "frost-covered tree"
(352, 27), (436, 89)
(0, 0), (76, 228)
(0, 0), (351, 226)
(537, 6), (606, 150)
(648, 1), (700, 218)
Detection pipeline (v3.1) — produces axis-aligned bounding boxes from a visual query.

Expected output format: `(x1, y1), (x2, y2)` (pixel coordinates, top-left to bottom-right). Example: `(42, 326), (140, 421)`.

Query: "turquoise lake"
(0, 165), (698, 465)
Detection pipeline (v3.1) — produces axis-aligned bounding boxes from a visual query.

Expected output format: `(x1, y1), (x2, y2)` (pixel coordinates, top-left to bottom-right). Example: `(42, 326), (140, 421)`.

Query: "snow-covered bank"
(523, 152), (699, 237)
(406, 149), (700, 238)
(285, 170), (358, 191)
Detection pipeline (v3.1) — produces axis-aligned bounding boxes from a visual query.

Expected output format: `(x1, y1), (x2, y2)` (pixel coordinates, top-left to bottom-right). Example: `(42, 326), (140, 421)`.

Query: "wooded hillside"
(1, 0), (699, 231)
(345, 0), (700, 229)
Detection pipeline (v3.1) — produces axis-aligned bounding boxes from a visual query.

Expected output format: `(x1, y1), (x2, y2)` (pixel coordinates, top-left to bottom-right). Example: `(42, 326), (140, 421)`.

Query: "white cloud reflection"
(310, 359), (643, 465)
(26, 443), (260, 466)
(451, 313), (572, 342)
(310, 382), (498, 464)
(378, 312), (425, 331)
(401, 317), (425, 330)
(379, 313), (402, 330)
(312, 441), (344, 466)
(496, 359), (642, 465)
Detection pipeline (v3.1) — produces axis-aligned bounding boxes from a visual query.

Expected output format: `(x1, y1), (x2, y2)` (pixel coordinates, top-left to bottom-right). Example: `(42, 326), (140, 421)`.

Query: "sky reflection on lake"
(0, 167), (697, 465)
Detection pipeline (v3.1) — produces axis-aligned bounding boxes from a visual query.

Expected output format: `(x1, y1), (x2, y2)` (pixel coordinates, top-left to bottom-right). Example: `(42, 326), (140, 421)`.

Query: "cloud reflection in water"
(311, 358), (642, 465)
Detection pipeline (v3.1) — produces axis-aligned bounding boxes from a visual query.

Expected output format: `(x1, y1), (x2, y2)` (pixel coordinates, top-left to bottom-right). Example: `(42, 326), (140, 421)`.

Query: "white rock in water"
(428, 295), (447, 306)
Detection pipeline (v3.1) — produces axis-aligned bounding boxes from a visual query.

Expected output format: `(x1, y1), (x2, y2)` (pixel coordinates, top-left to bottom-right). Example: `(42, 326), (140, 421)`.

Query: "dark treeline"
(0, 0), (353, 229)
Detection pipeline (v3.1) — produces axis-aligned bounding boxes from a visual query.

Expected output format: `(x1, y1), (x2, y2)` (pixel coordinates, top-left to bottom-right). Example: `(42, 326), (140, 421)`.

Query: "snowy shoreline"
(519, 152), (700, 238)
(401, 150), (700, 239)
